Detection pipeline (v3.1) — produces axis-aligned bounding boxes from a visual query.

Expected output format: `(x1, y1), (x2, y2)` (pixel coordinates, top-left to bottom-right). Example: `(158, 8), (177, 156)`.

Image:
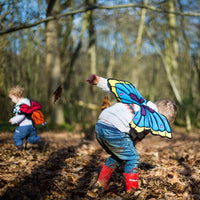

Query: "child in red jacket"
(9, 85), (47, 151)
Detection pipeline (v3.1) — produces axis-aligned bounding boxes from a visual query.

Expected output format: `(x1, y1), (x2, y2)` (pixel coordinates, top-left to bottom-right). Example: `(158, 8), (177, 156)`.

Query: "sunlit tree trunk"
(46, 0), (65, 125)
(106, 51), (115, 77)
(87, 0), (97, 76)
(85, 0), (97, 139)
(131, 0), (148, 88)
(86, 0), (97, 94)
(146, 1), (191, 131)
(166, 0), (191, 131)
(166, 0), (179, 76)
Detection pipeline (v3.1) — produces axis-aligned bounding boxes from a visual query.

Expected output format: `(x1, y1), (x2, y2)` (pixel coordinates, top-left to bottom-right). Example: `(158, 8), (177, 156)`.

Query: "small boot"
(123, 169), (139, 192)
(16, 145), (23, 151)
(37, 139), (48, 152)
(95, 164), (115, 190)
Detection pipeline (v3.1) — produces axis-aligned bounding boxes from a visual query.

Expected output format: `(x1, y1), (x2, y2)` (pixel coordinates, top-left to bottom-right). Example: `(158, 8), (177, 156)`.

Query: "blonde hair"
(155, 99), (177, 125)
(9, 86), (25, 98)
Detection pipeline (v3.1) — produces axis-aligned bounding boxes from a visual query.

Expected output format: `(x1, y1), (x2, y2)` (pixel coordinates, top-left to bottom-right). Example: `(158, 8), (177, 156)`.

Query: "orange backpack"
(31, 110), (46, 125)
(20, 100), (46, 126)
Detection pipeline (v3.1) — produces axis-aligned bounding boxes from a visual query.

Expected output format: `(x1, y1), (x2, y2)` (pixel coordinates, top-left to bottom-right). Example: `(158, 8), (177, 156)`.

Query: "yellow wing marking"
(108, 79), (131, 102)
(130, 121), (172, 139)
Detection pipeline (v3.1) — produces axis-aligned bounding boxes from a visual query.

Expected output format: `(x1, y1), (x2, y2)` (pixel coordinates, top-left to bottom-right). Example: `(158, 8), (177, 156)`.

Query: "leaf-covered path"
(0, 127), (200, 200)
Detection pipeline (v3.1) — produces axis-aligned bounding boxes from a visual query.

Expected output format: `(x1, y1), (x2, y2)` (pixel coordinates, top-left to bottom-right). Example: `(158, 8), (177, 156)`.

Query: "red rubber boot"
(96, 164), (115, 190)
(123, 168), (139, 192)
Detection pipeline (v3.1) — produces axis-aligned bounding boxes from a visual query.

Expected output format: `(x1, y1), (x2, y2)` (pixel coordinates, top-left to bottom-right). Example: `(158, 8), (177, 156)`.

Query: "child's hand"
(8, 119), (12, 124)
(86, 74), (100, 85)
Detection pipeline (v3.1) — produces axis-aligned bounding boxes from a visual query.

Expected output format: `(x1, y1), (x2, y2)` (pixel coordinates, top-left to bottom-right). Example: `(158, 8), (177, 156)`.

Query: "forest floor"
(0, 126), (200, 200)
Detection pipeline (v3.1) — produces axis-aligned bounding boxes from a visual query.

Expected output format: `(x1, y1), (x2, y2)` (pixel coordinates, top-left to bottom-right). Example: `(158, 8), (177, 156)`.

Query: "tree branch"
(0, 3), (199, 36)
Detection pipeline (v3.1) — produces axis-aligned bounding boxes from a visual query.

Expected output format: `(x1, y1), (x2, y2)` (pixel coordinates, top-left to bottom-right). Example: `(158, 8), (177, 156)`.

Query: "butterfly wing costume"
(107, 79), (172, 139)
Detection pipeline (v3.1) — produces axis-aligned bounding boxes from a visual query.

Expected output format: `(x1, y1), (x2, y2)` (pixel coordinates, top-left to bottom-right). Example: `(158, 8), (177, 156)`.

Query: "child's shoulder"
(18, 98), (31, 106)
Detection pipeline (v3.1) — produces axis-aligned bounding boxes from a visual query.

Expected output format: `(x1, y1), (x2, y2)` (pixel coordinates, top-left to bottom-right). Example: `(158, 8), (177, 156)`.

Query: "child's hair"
(9, 85), (25, 98)
(155, 99), (177, 125)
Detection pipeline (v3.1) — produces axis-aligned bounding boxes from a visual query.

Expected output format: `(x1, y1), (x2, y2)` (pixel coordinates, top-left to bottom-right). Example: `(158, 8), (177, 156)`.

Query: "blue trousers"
(13, 125), (41, 147)
(95, 121), (140, 173)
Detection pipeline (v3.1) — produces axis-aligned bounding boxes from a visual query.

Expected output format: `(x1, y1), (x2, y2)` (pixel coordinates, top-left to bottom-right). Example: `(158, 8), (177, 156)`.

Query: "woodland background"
(0, 1), (200, 199)
(0, 0), (200, 130)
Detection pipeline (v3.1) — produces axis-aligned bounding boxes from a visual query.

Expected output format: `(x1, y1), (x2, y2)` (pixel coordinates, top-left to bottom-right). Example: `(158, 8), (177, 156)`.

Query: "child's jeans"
(13, 125), (41, 147)
(95, 121), (140, 174)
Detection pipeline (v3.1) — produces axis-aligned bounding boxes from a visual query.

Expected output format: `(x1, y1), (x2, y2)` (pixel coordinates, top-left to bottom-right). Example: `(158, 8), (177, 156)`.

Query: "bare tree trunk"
(87, 0), (97, 75)
(166, 0), (191, 131)
(46, 0), (65, 125)
(131, 0), (148, 87)
(165, 0), (179, 84)
(135, 0), (148, 57)
(106, 51), (115, 77)
(146, 29), (191, 132)
(85, 0), (97, 140)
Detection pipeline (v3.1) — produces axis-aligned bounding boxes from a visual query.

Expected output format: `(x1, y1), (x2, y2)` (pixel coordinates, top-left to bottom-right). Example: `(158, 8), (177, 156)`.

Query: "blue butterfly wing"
(107, 78), (172, 139)
(130, 106), (172, 138)
(108, 79), (146, 105)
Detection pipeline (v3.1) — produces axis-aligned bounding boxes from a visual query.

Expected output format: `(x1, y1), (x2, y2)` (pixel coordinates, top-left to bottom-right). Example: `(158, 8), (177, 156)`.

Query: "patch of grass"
(40, 122), (75, 132)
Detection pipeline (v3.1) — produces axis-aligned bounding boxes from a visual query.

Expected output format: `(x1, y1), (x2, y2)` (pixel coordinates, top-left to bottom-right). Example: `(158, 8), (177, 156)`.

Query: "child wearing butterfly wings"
(87, 74), (177, 193)
(8, 85), (47, 152)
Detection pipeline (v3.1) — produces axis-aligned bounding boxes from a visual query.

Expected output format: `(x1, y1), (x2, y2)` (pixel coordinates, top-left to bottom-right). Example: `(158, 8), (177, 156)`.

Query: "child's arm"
(87, 74), (110, 92)
(9, 114), (26, 125)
